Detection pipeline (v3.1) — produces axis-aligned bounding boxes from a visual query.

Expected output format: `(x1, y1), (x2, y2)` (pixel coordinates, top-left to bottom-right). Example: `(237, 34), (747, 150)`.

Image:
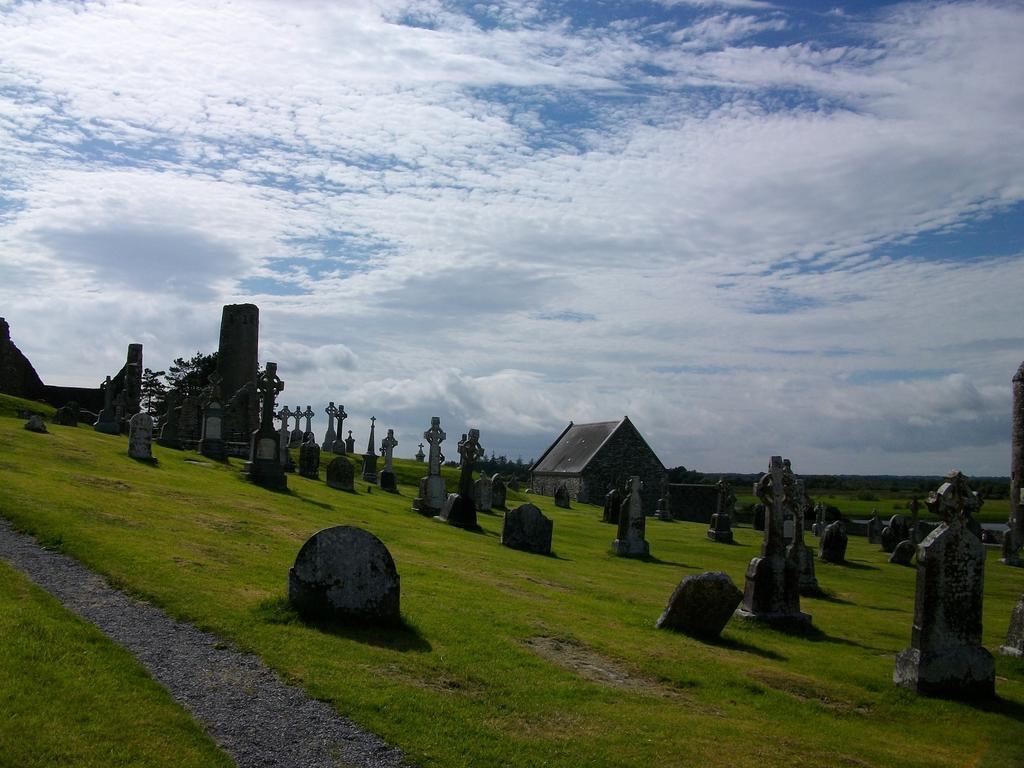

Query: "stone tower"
(1004, 361), (1024, 565)
(216, 304), (260, 438)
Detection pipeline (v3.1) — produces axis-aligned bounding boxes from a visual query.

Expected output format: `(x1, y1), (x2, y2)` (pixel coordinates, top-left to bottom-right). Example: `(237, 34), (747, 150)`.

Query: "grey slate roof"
(531, 419), (623, 474)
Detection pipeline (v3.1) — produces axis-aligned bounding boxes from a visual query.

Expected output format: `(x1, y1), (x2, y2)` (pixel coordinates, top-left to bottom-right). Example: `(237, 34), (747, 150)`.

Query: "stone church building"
(530, 417), (666, 514)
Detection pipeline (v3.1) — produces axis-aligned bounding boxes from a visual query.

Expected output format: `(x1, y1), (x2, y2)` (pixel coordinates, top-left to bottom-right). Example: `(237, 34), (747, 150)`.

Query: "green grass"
(1, 396), (1023, 767)
(0, 559), (233, 768)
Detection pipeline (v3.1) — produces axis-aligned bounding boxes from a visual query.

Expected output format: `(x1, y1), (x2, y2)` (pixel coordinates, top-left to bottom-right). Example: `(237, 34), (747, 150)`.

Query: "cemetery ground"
(1, 398), (1023, 767)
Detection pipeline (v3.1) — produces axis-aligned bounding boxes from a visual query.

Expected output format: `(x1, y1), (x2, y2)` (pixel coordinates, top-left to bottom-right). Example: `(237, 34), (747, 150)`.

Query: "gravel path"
(0, 518), (412, 768)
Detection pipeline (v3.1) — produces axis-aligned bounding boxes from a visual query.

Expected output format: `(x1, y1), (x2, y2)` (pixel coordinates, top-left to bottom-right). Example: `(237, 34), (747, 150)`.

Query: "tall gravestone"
(276, 405), (295, 472)
(156, 391), (182, 449)
(612, 476), (649, 557)
(736, 456), (810, 626)
(94, 376), (119, 434)
(299, 435), (321, 479)
(602, 488), (622, 524)
(413, 417), (446, 515)
(345, 430), (355, 454)
(436, 429), (483, 530)
(332, 404), (349, 454)
(379, 428), (398, 492)
(894, 471), (994, 698)
(491, 474), (507, 510)
(245, 362), (287, 490)
(788, 480), (820, 595)
(300, 405), (315, 442)
(289, 405), (304, 447)
(474, 473), (493, 512)
(128, 411), (154, 460)
(361, 417), (378, 482)
(198, 373), (226, 460)
(322, 402), (339, 453)
(706, 479), (734, 543)
(1003, 362), (1024, 566)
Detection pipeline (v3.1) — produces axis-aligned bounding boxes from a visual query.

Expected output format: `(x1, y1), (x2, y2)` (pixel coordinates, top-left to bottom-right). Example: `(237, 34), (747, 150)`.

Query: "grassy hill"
(1, 395), (1022, 768)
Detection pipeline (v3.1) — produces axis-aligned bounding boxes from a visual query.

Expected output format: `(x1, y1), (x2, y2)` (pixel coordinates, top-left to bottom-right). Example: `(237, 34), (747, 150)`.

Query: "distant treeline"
(707, 472), (1010, 500)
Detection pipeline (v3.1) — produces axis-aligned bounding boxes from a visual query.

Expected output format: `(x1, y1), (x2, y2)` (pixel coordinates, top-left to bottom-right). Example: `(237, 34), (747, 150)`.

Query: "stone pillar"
(216, 304), (259, 433)
(1003, 362), (1024, 566)
(361, 417), (378, 482)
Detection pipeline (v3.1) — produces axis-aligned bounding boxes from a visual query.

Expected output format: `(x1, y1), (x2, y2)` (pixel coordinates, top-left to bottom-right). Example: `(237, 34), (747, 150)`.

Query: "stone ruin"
(1003, 361), (1024, 566)
(735, 456), (810, 627)
(93, 342), (142, 435)
(244, 362), (287, 490)
(288, 526), (400, 625)
(501, 503), (553, 555)
(436, 429), (484, 531)
(893, 471), (994, 698)
(413, 417), (446, 516)
(612, 476), (649, 557)
(656, 572), (742, 639)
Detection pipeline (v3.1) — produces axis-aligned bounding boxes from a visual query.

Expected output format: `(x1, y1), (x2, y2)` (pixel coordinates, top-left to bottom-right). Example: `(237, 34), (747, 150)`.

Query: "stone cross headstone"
(94, 375), (119, 434)
(288, 526), (400, 624)
(501, 503), (553, 555)
(491, 474), (507, 510)
(436, 428), (483, 530)
(415, 443), (425, 463)
(322, 402), (339, 452)
(612, 476), (649, 557)
(378, 428), (398, 492)
(289, 405), (304, 447)
(345, 429), (355, 454)
(474, 473), (493, 512)
(656, 572), (742, 639)
(276, 406), (295, 471)
(736, 456), (810, 626)
(1003, 361), (1024, 566)
(788, 480), (820, 595)
(128, 411), (154, 460)
(326, 456), (354, 491)
(894, 471), (994, 698)
(299, 435), (321, 479)
(413, 417), (446, 515)
(199, 373), (226, 460)
(707, 478), (735, 543)
(361, 416), (378, 482)
(301, 405), (315, 441)
(245, 362), (287, 490)
(331, 404), (349, 454)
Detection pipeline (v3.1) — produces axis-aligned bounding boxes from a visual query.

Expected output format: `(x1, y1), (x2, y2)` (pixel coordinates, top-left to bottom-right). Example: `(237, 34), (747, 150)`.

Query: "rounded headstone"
(554, 483), (571, 509)
(818, 520), (848, 563)
(656, 571), (742, 638)
(889, 539), (917, 566)
(325, 456), (354, 491)
(288, 526), (400, 624)
(501, 503), (554, 555)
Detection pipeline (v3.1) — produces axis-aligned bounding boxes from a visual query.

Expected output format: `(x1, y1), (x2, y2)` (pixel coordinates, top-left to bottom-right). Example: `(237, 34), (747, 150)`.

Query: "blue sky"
(1, 0), (1022, 474)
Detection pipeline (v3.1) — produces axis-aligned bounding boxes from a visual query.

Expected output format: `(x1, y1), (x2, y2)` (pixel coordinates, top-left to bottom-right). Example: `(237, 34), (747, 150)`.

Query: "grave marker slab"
(128, 411), (153, 460)
(656, 572), (742, 639)
(501, 503), (553, 555)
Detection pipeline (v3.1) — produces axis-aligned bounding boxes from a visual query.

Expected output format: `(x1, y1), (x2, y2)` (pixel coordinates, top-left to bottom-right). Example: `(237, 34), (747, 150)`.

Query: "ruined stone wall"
(580, 423), (665, 514)
(530, 472), (582, 499)
(0, 317), (45, 399)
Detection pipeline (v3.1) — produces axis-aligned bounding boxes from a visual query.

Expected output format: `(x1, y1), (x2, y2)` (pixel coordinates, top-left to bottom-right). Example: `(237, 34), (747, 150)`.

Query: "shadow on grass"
(709, 635), (787, 661)
(956, 693), (1024, 722)
(255, 597), (432, 652)
(805, 589), (855, 606)
(638, 554), (690, 568)
(838, 559), (880, 571)
(129, 456), (160, 467)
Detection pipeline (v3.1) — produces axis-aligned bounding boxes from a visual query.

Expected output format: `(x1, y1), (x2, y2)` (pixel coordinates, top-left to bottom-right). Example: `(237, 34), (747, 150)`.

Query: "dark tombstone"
(656, 572), (742, 639)
(1000, 594), (1024, 657)
(501, 503), (553, 555)
(894, 471), (994, 698)
(198, 373), (226, 460)
(299, 437), (321, 479)
(345, 430), (355, 454)
(435, 429), (483, 530)
(474, 474), (493, 511)
(554, 483), (571, 509)
(753, 503), (766, 531)
(325, 456), (354, 491)
(332, 405), (350, 455)
(602, 488), (622, 524)
(707, 479), (735, 543)
(491, 474), (507, 510)
(361, 417), (378, 482)
(880, 515), (909, 553)
(378, 428), (398, 493)
(127, 412), (153, 459)
(889, 539), (916, 566)
(322, 402), (338, 452)
(788, 480), (820, 595)
(288, 526), (400, 624)
(415, 443), (425, 463)
(736, 456), (810, 627)
(244, 362), (287, 490)
(24, 414), (47, 433)
(156, 392), (182, 449)
(94, 375), (119, 434)
(289, 404), (304, 447)
(413, 417), (446, 515)
(867, 514), (882, 544)
(509, 477), (520, 492)
(52, 402), (78, 427)
(818, 520), (848, 563)
(1003, 361), (1024, 566)
(300, 405), (315, 443)
(613, 476), (649, 557)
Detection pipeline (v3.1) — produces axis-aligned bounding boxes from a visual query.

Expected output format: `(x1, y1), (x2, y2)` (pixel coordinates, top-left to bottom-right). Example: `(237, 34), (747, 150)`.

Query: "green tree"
(164, 351), (218, 398)
(140, 368), (167, 415)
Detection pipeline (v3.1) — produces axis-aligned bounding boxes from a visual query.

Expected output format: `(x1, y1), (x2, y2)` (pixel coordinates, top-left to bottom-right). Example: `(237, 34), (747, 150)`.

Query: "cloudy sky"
(2, 0), (1022, 475)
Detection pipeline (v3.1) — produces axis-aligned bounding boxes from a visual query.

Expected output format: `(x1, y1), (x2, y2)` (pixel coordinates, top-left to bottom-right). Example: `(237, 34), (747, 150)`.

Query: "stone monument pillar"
(894, 471), (994, 698)
(301, 405), (315, 442)
(322, 402), (338, 453)
(413, 417), (446, 515)
(123, 343), (143, 425)
(276, 406), (295, 472)
(216, 304), (259, 435)
(245, 362), (287, 490)
(379, 428), (398, 492)
(736, 456), (810, 626)
(361, 417), (379, 482)
(198, 373), (226, 460)
(1003, 362), (1024, 566)
(707, 478), (734, 543)
(332, 405), (349, 454)
(613, 476), (650, 557)
(437, 428), (483, 530)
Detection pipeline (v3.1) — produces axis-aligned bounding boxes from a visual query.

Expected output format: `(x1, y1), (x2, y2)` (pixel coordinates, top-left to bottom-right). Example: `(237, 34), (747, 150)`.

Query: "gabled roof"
(530, 418), (625, 475)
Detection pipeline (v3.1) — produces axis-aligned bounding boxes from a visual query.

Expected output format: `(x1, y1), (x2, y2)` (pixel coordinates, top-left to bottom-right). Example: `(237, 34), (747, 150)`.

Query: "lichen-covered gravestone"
(554, 483), (571, 509)
(474, 473), (493, 512)
(127, 412), (153, 459)
(612, 476), (649, 557)
(413, 417), (446, 515)
(656, 572), (742, 639)
(894, 471), (994, 698)
(299, 437), (321, 479)
(818, 520), (848, 563)
(24, 414), (47, 433)
(1000, 594), (1024, 657)
(491, 474), (507, 510)
(501, 503), (553, 555)
(325, 456), (354, 491)
(288, 526), (400, 624)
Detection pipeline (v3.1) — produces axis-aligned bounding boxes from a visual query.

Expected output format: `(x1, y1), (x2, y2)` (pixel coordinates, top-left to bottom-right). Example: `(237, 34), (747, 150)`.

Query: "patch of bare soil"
(72, 474), (132, 492)
(747, 668), (872, 714)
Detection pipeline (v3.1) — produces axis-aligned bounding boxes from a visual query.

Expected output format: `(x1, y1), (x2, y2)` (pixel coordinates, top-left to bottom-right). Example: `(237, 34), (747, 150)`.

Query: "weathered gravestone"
(818, 520), (848, 563)
(198, 373), (226, 460)
(299, 436), (321, 479)
(436, 429), (483, 530)
(889, 539), (917, 566)
(509, 477), (520, 492)
(300, 405), (315, 442)
(554, 483), (571, 509)
(893, 471), (994, 698)
(501, 503), (553, 555)
(244, 362), (287, 490)
(361, 417), (378, 482)
(345, 430), (355, 454)
(753, 503), (766, 531)
(706, 479), (735, 543)
(881, 515), (909, 553)
(612, 476), (649, 557)
(276, 406), (296, 473)
(24, 414), (47, 433)
(867, 514), (883, 544)
(474, 473), (493, 512)
(735, 456), (810, 627)
(127, 411), (153, 460)
(1000, 594), (1024, 657)
(602, 487), (622, 524)
(52, 402), (79, 427)
(656, 572), (742, 639)
(322, 402), (339, 453)
(788, 480), (820, 596)
(378, 428), (398, 492)
(325, 456), (354, 491)
(413, 417), (446, 515)
(656, 476), (673, 521)
(289, 405), (304, 447)
(332, 405), (349, 455)
(288, 526), (400, 624)
(491, 474), (507, 510)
